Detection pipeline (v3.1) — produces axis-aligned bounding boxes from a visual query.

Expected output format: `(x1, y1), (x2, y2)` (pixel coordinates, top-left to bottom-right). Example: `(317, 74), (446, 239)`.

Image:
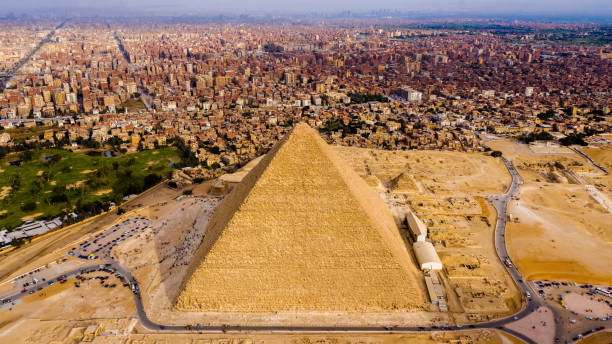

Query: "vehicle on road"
(504, 257), (513, 268)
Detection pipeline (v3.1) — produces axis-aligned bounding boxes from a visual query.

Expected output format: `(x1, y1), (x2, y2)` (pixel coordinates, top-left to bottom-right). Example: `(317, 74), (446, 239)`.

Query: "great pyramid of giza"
(175, 123), (425, 312)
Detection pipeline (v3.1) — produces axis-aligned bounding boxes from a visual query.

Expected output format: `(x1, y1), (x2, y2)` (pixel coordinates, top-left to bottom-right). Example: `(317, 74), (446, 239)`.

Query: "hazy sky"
(2, 0), (612, 17)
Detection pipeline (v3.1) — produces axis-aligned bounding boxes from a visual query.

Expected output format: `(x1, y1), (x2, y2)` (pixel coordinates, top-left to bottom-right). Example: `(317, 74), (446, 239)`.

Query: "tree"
(107, 135), (123, 147)
(143, 173), (162, 189)
(49, 192), (68, 204)
(10, 237), (26, 248)
(21, 201), (37, 211)
(11, 175), (21, 191)
(29, 180), (42, 195)
(559, 134), (587, 146)
(491, 151), (503, 158)
(20, 150), (33, 162)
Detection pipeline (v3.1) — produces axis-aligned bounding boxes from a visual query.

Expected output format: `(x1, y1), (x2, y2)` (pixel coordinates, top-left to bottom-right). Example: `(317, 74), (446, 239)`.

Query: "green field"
(119, 98), (146, 112)
(0, 147), (180, 230)
(4, 125), (54, 141)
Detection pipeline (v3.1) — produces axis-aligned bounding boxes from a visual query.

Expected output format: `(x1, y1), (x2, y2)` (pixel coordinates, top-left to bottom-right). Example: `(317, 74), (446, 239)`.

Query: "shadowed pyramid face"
(175, 123), (424, 312)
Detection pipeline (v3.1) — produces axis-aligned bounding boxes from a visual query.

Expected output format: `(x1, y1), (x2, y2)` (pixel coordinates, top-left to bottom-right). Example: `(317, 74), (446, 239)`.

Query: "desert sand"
(489, 139), (612, 285)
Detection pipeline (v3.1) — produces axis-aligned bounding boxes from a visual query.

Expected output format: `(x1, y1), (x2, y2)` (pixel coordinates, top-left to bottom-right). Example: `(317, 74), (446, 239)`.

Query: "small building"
(413, 241), (442, 271)
(406, 210), (427, 242)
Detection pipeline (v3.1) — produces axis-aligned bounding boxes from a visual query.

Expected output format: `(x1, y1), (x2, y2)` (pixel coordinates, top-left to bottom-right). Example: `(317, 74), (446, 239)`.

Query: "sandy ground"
(578, 146), (612, 198)
(94, 189), (112, 195)
(333, 146), (511, 197)
(81, 169), (96, 174)
(20, 213), (43, 222)
(579, 330), (612, 344)
(125, 330), (514, 344)
(0, 186), (11, 200)
(487, 140), (533, 160)
(505, 306), (555, 344)
(492, 139), (612, 285)
(507, 183), (612, 284)
(564, 293), (612, 318)
(66, 180), (86, 189)
(0, 273), (136, 344)
(0, 317), (516, 344)
(339, 146), (520, 320)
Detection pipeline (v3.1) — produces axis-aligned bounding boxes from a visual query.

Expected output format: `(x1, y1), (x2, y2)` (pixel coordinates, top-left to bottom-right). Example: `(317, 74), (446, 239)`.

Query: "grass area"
(2, 125), (53, 141)
(0, 147), (180, 230)
(119, 98), (146, 112)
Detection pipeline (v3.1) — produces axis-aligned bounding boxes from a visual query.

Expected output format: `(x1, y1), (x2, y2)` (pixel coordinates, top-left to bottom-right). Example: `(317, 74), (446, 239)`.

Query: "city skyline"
(1, 0), (612, 18)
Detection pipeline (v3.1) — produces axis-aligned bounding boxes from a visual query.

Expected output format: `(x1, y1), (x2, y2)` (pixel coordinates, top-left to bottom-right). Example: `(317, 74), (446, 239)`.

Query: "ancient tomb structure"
(175, 123), (424, 312)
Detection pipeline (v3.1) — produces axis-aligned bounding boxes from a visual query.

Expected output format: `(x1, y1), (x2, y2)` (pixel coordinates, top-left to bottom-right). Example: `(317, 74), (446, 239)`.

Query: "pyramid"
(175, 123), (424, 312)
(390, 172), (419, 193)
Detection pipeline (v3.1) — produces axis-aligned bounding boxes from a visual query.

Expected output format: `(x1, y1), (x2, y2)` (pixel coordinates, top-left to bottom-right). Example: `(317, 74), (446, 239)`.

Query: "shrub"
(21, 202), (37, 211)
(143, 173), (162, 189)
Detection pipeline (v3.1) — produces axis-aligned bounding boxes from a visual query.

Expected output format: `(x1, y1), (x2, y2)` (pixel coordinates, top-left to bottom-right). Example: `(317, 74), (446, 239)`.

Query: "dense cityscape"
(0, 9), (611, 344)
(1, 20), (610, 167)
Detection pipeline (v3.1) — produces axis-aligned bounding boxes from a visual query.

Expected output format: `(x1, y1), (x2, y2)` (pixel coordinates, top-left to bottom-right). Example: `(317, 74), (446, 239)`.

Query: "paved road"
(1, 264), (104, 304)
(2, 161), (606, 343)
(488, 158), (538, 304)
(0, 170), (538, 342)
(571, 147), (608, 175)
(0, 20), (67, 92)
(111, 29), (152, 110)
(117, 158), (537, 343)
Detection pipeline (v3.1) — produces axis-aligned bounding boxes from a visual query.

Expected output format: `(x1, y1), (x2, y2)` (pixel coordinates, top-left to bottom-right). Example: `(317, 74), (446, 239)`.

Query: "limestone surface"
(175, 123), (424, 312)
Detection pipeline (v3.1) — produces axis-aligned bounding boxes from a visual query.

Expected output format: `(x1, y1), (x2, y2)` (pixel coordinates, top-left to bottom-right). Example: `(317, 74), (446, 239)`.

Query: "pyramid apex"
(174, 124), (424, 312)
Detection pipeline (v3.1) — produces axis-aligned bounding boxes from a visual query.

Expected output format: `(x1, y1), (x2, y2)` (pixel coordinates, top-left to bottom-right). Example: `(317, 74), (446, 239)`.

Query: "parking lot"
(0, 216), (151, 308)
(529, 280), (612, 342)
(532, 280), (612, 319)
(0, 258), (85, 296)
(68, 217), (152, 260)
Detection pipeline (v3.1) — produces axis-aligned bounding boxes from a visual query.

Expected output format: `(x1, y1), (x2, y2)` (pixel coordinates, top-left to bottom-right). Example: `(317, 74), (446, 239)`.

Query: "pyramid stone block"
(175, 123), (424, 312)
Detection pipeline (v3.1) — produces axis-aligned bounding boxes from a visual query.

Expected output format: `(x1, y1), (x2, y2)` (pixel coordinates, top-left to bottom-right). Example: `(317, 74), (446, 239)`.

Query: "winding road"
(3, 158), (609, 343)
